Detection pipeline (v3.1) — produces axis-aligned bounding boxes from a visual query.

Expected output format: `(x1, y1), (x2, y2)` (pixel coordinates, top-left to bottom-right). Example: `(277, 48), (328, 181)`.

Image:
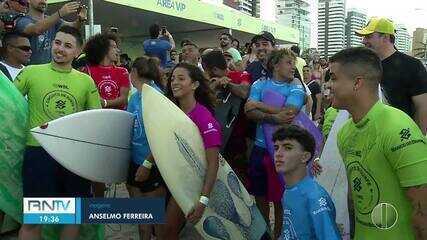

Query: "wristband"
(142, 159), (153, 169)
(199, 196), (209, 206)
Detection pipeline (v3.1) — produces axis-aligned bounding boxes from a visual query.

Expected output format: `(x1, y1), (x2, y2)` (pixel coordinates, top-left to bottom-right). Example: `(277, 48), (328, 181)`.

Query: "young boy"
(273, 125), (341, 240)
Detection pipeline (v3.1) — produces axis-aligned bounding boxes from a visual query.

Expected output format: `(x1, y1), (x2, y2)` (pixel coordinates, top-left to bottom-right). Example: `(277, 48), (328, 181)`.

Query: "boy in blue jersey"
(273, 125), (341, 240)
(244, 48), (306, 238)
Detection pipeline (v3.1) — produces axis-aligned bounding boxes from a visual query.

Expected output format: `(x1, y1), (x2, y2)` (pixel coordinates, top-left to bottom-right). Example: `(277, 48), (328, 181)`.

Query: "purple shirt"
(187, 103), (222, 149)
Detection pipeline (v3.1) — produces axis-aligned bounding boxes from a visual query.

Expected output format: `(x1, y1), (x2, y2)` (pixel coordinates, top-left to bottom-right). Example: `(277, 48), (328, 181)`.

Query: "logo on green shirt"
(43, 90), (77, 119)
(399, 128), (411, 141)
(347, 161), (380, 215)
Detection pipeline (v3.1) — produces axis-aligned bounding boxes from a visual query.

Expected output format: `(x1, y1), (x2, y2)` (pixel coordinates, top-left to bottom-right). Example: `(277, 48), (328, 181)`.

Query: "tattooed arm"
(406, 184), (427, 240)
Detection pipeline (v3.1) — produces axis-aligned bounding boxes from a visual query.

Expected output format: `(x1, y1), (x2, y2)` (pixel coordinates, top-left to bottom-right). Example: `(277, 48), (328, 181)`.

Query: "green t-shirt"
(322, 107), (339, 138)
(337, 101), (427, 240)
(14, 63), (101, 146)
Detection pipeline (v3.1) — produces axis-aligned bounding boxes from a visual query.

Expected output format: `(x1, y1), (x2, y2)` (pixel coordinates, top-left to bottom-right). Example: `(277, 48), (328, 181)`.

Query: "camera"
(0, 11), (23, 32)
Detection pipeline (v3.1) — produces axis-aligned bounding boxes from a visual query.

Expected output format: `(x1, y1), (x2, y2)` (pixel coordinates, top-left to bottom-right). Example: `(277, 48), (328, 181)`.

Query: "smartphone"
(161, 26), (167, 35)
(110, 27), (118, 33)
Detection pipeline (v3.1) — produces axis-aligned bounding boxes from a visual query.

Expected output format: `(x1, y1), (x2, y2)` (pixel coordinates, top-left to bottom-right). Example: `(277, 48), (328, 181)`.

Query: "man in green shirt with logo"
(329, 47), (427, 240)
(14, 26), (101, 239)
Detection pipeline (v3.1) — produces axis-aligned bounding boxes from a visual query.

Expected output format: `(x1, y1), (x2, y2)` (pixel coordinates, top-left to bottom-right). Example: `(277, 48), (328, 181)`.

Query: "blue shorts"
(22, 146), (92, 198)
(248, 145), (268, 197)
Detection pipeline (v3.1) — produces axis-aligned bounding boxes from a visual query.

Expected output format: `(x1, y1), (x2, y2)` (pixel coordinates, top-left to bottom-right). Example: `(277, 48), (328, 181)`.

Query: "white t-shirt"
(0, 62), (24, 81)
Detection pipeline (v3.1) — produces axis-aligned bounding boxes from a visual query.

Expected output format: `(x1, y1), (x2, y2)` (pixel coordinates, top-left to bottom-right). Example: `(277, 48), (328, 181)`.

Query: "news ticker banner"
(23, 198), (165, 224)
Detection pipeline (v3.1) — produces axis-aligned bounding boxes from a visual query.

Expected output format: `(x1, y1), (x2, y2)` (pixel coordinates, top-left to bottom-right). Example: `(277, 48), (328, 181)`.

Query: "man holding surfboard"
(245, 48), (306, 239)
(330, 47), (427, 240)
(14, 26), (101, 239)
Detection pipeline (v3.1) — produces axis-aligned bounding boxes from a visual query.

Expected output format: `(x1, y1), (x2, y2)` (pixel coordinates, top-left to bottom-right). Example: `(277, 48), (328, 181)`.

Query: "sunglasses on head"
(12, 0), (29, 7)
(12, 45), (32, 52)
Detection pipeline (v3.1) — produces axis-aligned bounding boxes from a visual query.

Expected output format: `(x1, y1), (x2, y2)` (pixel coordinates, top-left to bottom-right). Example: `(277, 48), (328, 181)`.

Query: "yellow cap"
(355, 17), (395, 36)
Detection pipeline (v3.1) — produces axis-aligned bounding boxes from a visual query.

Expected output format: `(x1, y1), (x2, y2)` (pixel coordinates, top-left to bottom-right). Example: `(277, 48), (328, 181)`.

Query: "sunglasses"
(11, 45), (32, 52)
(219, 37), (229, 41)
(12, 0), (29, 7)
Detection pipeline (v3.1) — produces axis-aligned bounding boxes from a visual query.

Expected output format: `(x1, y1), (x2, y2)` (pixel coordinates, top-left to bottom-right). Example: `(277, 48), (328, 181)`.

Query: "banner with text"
(23, 198), (165, 224)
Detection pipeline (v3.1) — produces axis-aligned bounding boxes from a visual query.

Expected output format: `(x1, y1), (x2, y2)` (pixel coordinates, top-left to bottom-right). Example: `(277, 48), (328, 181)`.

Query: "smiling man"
(245, 31), (276, 83)
(14, 26), (101, 239)
(330, 47), (427, 240)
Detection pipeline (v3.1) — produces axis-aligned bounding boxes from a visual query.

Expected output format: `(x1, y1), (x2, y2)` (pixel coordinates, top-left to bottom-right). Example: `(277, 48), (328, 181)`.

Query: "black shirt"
(307, 80), (322, 117)
(245, 60), (272, 84)
(381, 51), (427, 118)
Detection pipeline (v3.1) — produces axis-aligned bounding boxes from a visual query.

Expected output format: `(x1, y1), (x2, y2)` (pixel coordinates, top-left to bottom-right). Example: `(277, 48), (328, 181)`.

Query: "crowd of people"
(0, 1), (427, 240)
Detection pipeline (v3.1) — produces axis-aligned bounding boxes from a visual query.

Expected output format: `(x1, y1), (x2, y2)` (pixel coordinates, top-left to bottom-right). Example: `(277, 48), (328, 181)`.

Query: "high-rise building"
(223, 0), (258, 17)
(239, 0), (254, 15)
(254, 0), (260, 18)
(276, 0), (311, 50)
(412, 28), (427, 58)
(318, 0), (346, 59)
(260, 0), (277, 21)
(345, 8), (366, 47)
(395, 24), (411, 54)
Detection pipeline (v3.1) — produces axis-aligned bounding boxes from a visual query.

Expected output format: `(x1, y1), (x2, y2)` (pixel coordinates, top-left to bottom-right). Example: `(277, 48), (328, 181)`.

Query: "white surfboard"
(317, 110), (350, 240)
(31, 109), (133, 184)
(142, 84), (267, 240)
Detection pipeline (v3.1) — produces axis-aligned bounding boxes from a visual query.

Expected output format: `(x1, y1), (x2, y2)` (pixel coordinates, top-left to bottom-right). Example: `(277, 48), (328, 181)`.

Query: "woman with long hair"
(165, 63), (221, 239)
(127, 56), (167, 240)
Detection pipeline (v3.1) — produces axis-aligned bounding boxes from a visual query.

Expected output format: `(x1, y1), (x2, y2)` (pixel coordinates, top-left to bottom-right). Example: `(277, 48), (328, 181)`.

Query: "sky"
(308, 0), (427, 47)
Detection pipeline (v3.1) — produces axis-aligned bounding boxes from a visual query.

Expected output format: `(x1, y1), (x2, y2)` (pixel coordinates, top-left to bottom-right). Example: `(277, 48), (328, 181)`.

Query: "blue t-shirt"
(143, 38), (172, 67)
(245, 60), (272, 83)
(248, 78), (305, 148)
(15, 15), (62, 65)
(127, 82), (163, 165)
(281, 176), (341, 240)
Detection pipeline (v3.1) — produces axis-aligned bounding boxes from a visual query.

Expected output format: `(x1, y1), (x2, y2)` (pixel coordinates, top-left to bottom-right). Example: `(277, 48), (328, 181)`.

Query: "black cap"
(251, 31), (275, 46)
(182, 40), (198, 48)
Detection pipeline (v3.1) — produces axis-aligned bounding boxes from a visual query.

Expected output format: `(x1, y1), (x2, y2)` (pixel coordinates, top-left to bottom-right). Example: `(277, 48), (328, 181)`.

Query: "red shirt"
(227, 70), (251, 85)
(226, 71), (250, 151)
(83, 65), (130, 110)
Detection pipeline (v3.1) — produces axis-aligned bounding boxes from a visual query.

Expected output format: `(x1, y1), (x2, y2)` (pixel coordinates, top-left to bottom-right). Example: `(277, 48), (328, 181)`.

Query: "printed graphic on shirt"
(390, 128), (425, 152)
(203, 122), (218, 134)
(132, 110), (143, 146)
(43, 89), (78, 119)
(98, 75), (120, 99)
(347, 161), (380, 215)
(312, 197), (332, 215)
(37, 34), (51, 52)
(283, 210), (298, 240)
